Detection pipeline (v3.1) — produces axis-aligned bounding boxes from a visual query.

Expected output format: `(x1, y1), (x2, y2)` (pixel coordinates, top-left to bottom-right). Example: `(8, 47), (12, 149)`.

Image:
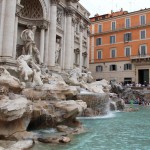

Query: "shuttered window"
(124, 33), (132, 42)
(96, 38), (102, 45)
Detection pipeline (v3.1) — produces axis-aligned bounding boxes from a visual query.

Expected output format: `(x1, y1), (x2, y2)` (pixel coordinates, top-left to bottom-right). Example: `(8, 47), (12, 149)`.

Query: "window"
(111, 21), (116, 30)
(139, 45), (147, 56)
(125, 47), (131, 57)
(111, 49), (116, 58)
(140, 15), (146, 25)
(125, 18), (130, 28)
(96, 65), (103, 72)
(110, 64), (117, 71)
(140, 30), (146, 39)
(124, 78), (132, 84)
(98, 24), (102, 33)
(110, 35), (116, 44)
(124, 33), (132, 42)
(96, 38), (102, 45)
(124, 64), (132, 70)
(97, 50), (102, 59)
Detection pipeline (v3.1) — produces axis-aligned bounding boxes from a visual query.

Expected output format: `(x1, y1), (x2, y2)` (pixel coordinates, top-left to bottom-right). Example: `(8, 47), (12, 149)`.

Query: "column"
(13, 2), (23, 59)
(86, 26), (90, 68)
(79, 23), (84, 69)
(71, 17), (76, 68)
(2, 0), (17, 58)
(48, 0), (59, 67)
(64, 7), (73, 70)
(40, 26), (45, 63)
(0, 0), (6, 56)
(44, 27), (49, 65)
(13, 16), (18, 59)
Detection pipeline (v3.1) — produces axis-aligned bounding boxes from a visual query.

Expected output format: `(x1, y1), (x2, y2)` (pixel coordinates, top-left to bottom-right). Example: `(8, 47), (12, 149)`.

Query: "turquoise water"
(32, 106), (150, 150)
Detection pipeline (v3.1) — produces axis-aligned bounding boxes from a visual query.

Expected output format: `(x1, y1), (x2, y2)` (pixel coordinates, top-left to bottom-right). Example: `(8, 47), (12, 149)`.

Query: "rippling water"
(31, 106), (150, 150)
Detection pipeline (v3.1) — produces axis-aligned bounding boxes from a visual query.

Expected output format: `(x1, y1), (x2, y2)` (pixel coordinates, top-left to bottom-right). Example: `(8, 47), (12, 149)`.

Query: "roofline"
(90, 8), (150, 20)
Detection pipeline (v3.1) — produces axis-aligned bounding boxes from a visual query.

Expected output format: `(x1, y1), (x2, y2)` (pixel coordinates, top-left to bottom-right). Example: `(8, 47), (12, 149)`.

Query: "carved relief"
(65, 7), (74, 17)
(51, 0), (60, 5)
(57, 7), (63, 27)
(55, 37), (61, 64)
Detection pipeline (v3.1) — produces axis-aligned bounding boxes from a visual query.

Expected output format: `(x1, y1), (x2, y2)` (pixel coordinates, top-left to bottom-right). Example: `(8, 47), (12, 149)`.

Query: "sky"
(80, 0), (150, 17)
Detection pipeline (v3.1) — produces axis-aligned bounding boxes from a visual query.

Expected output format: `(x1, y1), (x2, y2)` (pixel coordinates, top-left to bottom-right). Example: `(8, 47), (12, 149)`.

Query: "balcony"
(130, 54), (150, 64)
(91, 22), (150, 36)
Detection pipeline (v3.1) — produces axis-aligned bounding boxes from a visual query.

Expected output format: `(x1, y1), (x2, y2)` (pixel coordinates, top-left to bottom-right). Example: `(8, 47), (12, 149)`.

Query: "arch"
(39, 0), (48, 19)
(20, 0), (47, 19)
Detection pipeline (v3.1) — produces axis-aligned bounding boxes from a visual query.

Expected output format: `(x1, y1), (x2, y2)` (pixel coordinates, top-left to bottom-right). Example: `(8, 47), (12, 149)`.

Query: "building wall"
(90, 8), (150, 84)
(0, 0), (90, 73)
(90, 61), (135, 83)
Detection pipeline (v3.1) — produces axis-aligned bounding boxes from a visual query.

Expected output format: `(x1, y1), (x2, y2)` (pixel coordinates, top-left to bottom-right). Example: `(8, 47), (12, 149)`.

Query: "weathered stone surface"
(87, 79), (111, 93)
(38, 136), (71, 144)
(6, 140), (34, 150)
(0, 66), (23, 93)
(0, 147), (4, 150)
(83, 108), (95, 117)
(0, 97), (32, 139)
(0, 97), (32, 121)
(116, 99), (125, 110)
(56, 125), (84, 135)
(54, 100), (87, 116)
(22, 79), (78, 100)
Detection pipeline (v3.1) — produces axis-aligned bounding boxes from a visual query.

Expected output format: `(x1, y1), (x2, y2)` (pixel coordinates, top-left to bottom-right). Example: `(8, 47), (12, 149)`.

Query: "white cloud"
(80, 0), (150, 17)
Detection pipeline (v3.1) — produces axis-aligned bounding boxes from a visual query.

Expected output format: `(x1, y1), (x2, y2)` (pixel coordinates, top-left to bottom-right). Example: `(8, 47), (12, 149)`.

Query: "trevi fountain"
(0, 0), (150, 150)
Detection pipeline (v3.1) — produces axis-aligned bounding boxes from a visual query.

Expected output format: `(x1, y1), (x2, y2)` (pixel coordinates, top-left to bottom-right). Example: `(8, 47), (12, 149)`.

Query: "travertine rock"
(0, 66), (23, 93)
(7, 140), (34, 150)
(0, 97), (32, 138)
(22, 74), (78, 100)
(54, 100), (87, 116)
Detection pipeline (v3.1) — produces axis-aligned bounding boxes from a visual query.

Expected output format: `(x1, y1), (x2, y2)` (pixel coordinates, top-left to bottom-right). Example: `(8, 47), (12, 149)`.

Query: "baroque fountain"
(0, 26), (125, 150)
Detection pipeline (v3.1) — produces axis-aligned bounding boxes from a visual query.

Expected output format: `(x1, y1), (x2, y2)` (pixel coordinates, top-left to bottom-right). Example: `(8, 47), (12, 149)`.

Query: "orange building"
(89, 8), (150, 85)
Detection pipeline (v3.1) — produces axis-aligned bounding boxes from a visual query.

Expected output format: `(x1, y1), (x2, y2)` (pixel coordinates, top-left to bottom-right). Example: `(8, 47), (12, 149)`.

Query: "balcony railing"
(130, 54), (150, 60)
(91, 22), (150, 36)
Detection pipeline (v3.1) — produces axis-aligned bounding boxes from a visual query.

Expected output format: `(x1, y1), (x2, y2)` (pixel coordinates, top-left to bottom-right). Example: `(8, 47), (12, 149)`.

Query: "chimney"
(120, 8), (123, 12)
(111, 10), (113, 14)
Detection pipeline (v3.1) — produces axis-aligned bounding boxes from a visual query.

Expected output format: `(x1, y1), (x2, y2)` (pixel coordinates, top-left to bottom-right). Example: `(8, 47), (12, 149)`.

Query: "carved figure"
(55, 38), (61, 64)
(21, 26), (41, 64)
(17, 55), (33, 81)
(87, 72), (93, 83)
(16, 55), (43, 86)
(69, 66), (82, 85)
(57, 8), (63, 26)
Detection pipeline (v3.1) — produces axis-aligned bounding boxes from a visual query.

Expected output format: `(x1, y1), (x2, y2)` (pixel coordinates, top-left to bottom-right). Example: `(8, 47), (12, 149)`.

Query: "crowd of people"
(125, 97), (150, 106)
(119, 81), (150, 88)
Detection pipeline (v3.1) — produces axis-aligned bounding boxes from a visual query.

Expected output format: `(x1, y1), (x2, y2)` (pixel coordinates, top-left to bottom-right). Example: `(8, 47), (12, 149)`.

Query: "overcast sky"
(80, 0), (150, 17)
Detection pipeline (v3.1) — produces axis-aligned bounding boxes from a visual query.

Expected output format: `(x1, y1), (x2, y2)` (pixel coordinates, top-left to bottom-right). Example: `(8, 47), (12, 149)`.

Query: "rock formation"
(0, 26), (126, 148)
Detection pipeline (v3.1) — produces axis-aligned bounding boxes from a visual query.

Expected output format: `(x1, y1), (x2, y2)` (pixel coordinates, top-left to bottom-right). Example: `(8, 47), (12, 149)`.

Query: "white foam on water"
(77, 111), (117, 120)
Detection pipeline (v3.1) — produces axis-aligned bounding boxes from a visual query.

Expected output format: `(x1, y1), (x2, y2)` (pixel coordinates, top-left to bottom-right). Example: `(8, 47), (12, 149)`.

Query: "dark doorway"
(138, 69), (149, 85)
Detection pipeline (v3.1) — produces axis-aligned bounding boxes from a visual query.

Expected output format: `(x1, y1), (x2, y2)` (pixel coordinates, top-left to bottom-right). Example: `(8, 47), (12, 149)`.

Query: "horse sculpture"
(17, 55), (33, 81)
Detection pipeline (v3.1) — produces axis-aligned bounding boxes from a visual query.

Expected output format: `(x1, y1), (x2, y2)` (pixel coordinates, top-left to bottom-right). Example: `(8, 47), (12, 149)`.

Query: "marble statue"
(68, 66), (82, 85)
(17, 55), (33, 81)
(17, 55), (43, 86)
(21, 26), (41, 64)
(55, 38), (61, 64)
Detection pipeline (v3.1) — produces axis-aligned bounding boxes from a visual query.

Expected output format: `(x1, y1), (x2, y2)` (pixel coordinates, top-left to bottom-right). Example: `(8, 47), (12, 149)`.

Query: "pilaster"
(64, 7), (74, 70)
(2, 0), (17, 58)
(40, 25), (46, 63)
(48, 0), (60, 67)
